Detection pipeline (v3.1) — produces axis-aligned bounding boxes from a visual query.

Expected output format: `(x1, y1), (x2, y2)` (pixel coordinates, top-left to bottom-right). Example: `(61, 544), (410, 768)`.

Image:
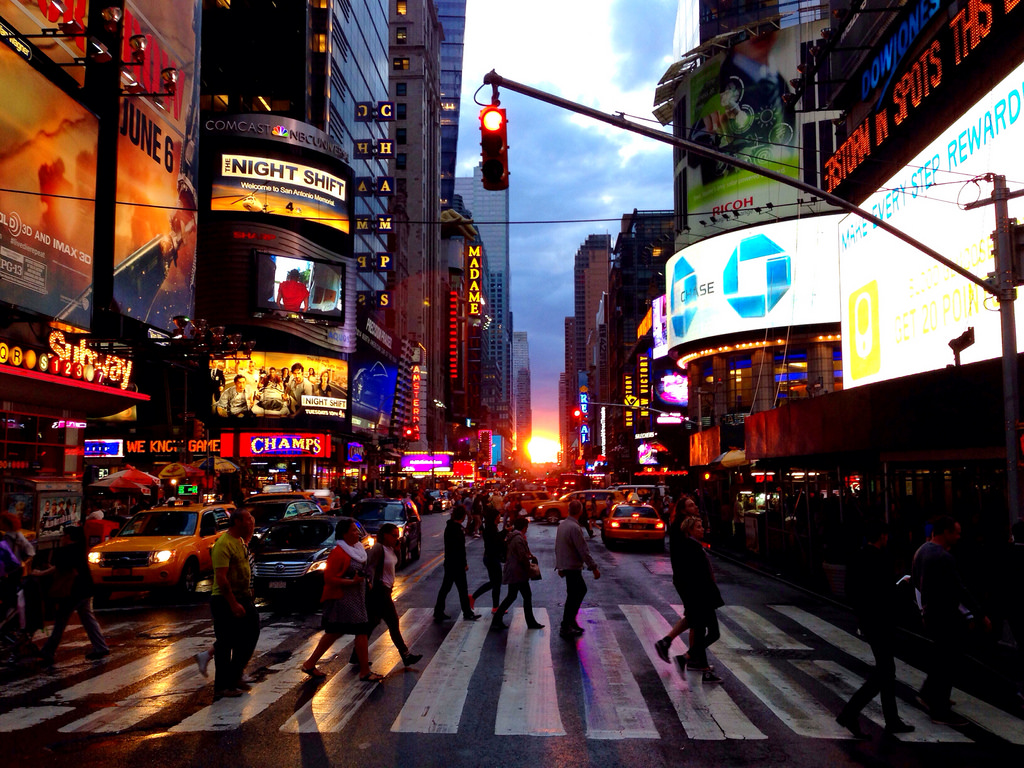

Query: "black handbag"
(528, 556), (542, 581)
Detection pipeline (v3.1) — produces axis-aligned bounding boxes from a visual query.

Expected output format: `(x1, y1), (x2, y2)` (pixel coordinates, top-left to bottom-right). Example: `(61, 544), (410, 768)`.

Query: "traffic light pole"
(481, 70), (1023, 529)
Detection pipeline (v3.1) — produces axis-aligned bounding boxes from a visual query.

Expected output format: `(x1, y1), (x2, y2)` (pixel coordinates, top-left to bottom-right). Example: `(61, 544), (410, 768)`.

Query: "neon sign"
(467, 245), (482, 315)
(244, 434), (328, 457)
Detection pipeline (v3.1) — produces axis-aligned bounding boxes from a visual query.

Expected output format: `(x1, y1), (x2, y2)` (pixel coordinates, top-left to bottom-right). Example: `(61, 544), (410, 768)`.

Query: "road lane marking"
(58, 625), (301, 734)
(719, 605), (811, 650)
(624, 604), (764, 740)
(391, 615), (490, 733)
(770, 604), (1024, 745)
(576, 607), (659, 739)
(280, 609), (434, 733)
(169, 633), (324, 732)
(0, 706), (75, 732)
(494, 608), (565, 736)
(792, 660), (971, 743)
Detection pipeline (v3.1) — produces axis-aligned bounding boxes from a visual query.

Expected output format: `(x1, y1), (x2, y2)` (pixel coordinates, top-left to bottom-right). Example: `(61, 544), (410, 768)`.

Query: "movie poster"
(0, 0), (90, 86)
(0, 43), (97, 328)
(110, 0), (201, 332)
(210, 352), (348, 420)
(349, 347), (397, 435)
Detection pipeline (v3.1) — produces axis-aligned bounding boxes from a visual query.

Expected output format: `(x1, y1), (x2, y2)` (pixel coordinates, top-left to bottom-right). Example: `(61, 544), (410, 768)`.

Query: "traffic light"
(479, 105), (508, 190)
(572, 408), (582, 420)
(403, 426), (415, 439)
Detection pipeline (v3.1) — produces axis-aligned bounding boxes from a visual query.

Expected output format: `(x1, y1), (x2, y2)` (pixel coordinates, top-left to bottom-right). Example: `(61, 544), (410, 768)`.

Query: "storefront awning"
(0, 365), (149, 417)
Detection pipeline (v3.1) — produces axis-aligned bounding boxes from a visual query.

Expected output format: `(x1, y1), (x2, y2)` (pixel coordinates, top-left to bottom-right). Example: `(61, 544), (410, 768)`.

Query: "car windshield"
(242, 502), (297, 524)
(264, 520), (335, 550)
(612, 506), (655, 519)
(355, 501), (405, 523)
(119, 510), (198, 537)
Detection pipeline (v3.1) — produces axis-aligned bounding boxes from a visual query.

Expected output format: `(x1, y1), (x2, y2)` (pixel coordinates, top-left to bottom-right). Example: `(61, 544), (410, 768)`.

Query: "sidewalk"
(707, 536), (1024, 712)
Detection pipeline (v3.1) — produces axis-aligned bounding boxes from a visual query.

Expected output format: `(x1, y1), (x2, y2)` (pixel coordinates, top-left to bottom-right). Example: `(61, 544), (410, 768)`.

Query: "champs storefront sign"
(219, 431), (331, 459)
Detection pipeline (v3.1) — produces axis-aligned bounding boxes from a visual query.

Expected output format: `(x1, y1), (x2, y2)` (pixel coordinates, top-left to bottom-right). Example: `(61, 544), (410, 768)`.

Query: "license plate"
(112, 567), (131, 577)
(269, 581), (287, 589)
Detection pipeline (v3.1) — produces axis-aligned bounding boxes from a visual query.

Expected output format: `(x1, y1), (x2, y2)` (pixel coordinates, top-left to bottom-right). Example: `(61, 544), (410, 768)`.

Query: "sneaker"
(929, 710), (968, 727)
(194, 650), (212, 678)
(701, 671), (724, 684)
(654, 638), (672, 664)
(433, 612), (451, 623)
(463, 612), (481, 621)
(884, 720), (915, 734)
(401, 653), (423, 667)
(85, 650), (110, 661)
(214, 688), (243, 699)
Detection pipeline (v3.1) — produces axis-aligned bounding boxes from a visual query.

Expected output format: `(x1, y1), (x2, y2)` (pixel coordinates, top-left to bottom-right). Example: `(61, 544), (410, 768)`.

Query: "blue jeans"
(41, 596), (108, 659)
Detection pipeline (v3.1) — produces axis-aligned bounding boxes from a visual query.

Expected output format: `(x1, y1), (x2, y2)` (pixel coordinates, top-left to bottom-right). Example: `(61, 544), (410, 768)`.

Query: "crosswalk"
(1, 603), (1021, 745)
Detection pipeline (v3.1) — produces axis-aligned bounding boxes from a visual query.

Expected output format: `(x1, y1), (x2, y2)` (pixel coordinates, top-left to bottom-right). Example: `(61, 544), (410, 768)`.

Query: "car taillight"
(610, 521), (620, 528)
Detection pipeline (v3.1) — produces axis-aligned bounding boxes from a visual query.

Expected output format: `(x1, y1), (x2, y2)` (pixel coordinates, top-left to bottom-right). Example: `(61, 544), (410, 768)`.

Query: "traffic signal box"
(479, 106), (508, 191)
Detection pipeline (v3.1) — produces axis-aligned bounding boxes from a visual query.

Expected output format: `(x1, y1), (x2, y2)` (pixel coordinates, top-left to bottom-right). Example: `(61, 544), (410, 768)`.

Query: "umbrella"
(93, 477), (147, 493)
(710, 449), (749, 468)
(89, 466), (160, 489)
(190, 456), (240, 473)
(158, 462), (204, 480)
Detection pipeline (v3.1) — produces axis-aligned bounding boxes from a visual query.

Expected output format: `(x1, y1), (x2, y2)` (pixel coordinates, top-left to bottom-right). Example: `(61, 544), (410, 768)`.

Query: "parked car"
(87, 501), (235, 598)
(532, 489), (626, 525)
(241, 498), (322, 541)
(601, 504), (666, 550)
(352, 497), (421, 566)
(252, 516), (368, 609)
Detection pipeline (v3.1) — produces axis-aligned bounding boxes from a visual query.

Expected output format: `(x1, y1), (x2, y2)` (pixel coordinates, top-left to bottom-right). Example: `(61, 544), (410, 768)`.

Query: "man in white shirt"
(216, 375), (253, 417)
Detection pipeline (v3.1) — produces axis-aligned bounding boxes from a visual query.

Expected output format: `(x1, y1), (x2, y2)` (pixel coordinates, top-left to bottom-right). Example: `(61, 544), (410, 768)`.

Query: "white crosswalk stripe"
(279, 608), (434, 733)
(576, 607), (659, 739)
(1, 603), (1019, 745)
(494, 608), (565, 736)
(390, 614), (491, 733)
(621, 604), (765, 740)
(770, 604), (1024, 745)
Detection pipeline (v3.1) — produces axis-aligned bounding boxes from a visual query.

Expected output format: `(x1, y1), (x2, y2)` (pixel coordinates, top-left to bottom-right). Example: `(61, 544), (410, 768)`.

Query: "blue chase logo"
(669, 254), (698, 338)
(722, 234), (792, 318)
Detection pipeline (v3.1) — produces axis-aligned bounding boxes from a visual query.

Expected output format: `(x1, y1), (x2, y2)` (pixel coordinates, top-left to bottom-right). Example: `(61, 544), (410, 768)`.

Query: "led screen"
(839, 59), (1024, 388)
(0, 42), (97, 328)
(349, 348), (397, 436)
(209, 351), (347, 419)
(665, 215), (842, 349)
(253, 251), (345, 320)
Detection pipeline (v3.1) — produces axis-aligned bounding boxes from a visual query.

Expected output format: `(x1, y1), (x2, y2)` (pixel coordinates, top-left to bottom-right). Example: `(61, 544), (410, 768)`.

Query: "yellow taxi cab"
(601, 503), (665, 550)
(87, 501), (235, 598)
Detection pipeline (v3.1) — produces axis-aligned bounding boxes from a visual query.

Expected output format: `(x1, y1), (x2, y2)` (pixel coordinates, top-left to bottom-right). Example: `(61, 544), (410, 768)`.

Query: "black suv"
(352, 497), (422, 567)
(240, 498), (321, 542)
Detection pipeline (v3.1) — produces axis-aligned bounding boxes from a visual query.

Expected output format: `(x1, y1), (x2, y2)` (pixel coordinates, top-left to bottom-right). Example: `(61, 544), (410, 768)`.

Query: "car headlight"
(88, 551), (101, 564)
(307, 561), (328, 574)
(151, 550), (174, 564)
(395, 525), (405, 538)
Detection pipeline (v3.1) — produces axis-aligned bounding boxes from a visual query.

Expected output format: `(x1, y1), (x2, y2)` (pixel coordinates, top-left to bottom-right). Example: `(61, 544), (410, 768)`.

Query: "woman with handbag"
(491, 516), (544, 631)
(300, 518), (383, 682)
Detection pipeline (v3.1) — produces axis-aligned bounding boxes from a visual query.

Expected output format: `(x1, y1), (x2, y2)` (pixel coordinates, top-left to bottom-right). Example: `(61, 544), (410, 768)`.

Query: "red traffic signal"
(572, 408), (582, 419)
(403, 426), (415, 438)
(479, 106), (508, 191)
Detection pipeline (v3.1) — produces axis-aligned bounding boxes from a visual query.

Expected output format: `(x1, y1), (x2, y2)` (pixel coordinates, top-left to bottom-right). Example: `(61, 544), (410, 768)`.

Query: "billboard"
(652, 294), (669, 359)
(666, 215), (842, 349)
(210, 351), (348, 419)
(840, 59), (1024, 389)
(110, 0), (201, 332)
(253, 251), (345, 321)
(685, 24), (800, 226)
(0, 42), (97, 328)
(349, 348), (397, 435)
(211, 149), (350, 233)
(0, 0), (90, 85)
(400, 453), (453, 473)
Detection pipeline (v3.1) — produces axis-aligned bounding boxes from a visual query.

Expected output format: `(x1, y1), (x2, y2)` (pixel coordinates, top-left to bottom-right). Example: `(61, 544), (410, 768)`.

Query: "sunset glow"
(527, 436), (560, 464)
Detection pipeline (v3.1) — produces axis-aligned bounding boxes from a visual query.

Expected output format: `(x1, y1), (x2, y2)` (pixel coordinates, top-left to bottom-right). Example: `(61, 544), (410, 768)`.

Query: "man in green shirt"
(210, 508), (258, 699)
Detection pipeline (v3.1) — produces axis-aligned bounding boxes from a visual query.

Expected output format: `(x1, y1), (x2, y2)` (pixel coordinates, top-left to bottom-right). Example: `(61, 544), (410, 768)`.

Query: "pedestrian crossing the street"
(1, 603), (1022, 745)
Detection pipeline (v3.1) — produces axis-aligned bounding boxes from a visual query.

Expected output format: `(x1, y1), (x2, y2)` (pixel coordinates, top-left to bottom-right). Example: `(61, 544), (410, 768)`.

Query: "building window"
(396, 82), (407, 96)
(396, 0), (407, 14)
(774, 349), (807, 404)
(313, 33), (326, 53)
(396, 26), (407, 44)
(311, 0), (327, 7)
(832, 345), (843, 392)
(396, 128), (407, 144)
(727, 355), (752, 413)
(253, 95), (272, 112)
(393, 57), (410, 70)
(396, 103), (406, 119)
(396, 153), (407, 170)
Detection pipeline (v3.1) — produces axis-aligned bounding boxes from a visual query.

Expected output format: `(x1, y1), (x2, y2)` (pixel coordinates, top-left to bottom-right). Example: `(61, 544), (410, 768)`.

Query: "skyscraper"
(512, 331), (532, 461)
(436, 1), (466, 210)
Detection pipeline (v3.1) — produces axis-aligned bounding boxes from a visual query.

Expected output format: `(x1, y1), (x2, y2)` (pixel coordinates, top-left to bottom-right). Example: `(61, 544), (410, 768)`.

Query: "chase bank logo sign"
(722, 234), (792, 318)
(669, 254), (698, 338)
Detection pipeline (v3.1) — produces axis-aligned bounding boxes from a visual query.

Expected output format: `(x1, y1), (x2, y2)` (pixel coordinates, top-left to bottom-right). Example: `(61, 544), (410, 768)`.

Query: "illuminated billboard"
(400, 453), (453, 473)
(110, 0), (201, 333)
(652, 295), (669, 359)
(0, 0), (90, 85)
(210, 351), (347, 419)
(0, 42), (97, 329)
(253, 251), (345, 321)
(210, 149), (350, 233)
(666, 215), (842, 349)
(840, 59), (1024, 389)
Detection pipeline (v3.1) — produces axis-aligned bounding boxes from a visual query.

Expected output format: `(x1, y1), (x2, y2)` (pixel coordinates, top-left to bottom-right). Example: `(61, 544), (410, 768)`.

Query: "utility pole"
(480, 71), (1023, 527)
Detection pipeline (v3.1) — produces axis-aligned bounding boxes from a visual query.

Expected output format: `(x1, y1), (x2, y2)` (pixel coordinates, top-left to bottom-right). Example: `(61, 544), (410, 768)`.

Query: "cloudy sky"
(455, 0), (680, 453)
